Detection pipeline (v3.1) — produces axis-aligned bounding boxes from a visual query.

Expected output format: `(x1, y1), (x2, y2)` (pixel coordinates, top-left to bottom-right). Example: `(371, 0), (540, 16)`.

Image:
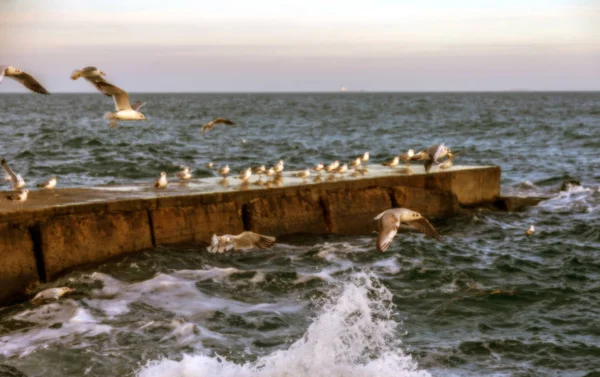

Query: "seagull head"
(138, 113), (147, 121)
(160, 172), (166, 177)
(408, 149), (415, 157)
(5, 66), (20, 75)
(100, 70), (107, 76)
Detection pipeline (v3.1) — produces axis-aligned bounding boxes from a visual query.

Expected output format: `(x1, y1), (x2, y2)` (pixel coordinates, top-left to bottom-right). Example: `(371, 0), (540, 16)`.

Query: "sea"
(0, 92), (599, 377)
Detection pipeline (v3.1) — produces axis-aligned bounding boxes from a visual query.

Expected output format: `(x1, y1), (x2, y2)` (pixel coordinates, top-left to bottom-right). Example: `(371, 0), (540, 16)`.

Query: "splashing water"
(137, 272), (430, 377)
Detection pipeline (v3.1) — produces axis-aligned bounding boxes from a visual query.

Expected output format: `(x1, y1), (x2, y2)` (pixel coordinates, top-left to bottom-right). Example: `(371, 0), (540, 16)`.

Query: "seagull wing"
(93, 80), (132, 111)
(1, 159), (19, 189)
(131, 101), (146, 111)
(0, 66), (6, 84)
(405, 216), (442, 242)
(376, 210), (399, 252)
(233, 231), (276, 250)
(83, 76), (112, 97)
(11, 71), (49, 94)
(212, 118), (236, 126)
(432, 143), (445, 162)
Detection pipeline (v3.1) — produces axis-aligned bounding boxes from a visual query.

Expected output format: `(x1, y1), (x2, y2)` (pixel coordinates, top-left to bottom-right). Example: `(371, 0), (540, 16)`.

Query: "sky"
(0, 0), (598, 92)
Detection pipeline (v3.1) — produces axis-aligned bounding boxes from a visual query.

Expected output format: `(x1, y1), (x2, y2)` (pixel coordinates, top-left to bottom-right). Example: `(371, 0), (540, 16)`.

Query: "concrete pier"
(0, 165), (501, 304)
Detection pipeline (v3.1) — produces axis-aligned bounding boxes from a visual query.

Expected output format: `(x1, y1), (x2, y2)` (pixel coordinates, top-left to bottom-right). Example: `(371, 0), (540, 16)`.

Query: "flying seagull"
(1, 158), (25, 189)
(411, 144), (453, 173)
(201, 118), (236, 136)
(93, 80), (146, 128)
(71, 66), (111, 96)
(31, 287), (75, 305)
(0, 66), (49, 94)
(374, 208), (442, 252)
(207, 231), (276, 253)
(525, 225), (535, 236)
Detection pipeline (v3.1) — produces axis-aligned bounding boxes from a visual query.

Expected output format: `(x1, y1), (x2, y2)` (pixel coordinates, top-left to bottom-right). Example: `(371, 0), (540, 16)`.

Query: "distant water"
(0, 93), (599, 377)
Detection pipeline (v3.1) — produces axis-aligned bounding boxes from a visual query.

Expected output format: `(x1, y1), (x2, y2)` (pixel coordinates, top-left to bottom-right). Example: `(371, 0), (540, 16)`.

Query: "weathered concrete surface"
(151, 202), (244, 244)
(40, 211), (153, 280)
(0, 164), (503, 304)
(0, 223), (38, 303)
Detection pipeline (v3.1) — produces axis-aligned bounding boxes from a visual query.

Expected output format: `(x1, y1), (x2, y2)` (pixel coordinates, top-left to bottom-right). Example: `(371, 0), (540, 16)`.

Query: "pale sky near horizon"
(0, 0), (598, 92)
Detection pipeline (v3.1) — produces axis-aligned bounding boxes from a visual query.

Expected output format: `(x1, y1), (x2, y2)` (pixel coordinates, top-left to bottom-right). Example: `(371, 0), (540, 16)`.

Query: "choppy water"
(1, 93), (599, 376)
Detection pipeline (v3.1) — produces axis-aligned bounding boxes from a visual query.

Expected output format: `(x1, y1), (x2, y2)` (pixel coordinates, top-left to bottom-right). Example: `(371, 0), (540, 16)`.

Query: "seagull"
(71, 66), (111, 96)
(382, 156), (400, 169)
(336, 163), (348, 175)
(93, 80), (147, 128)
(236, 167), (252, 182)
(411, 144), (453, 173)
(293, 168), (310, 182)
(207, 231), (276, 253)
(312, 163), (324, 175)
(525, 225), (535, 236)
(398, 149), (415, 167)
(360, 152), (370, 163)
(374, 208), (442, 252)
(218, 165), (230, 178)
(205, 161), (214, 169)
(174, 166), (192, 180)
(37, 176), (57, 189)
(265, 167), (276, 180)
(274, 160), (284, 175)
(0, 66), (49, 94)
(253, 165), (266, 179)
(1, 158), (25, 189)
(154, 172), (167, 188)
(351, 157), (362, 172)
(439, 152), (459, 170)
(31, 287), (75, 305)
(201, 118), (236, 136)
(7, 189), (29, 202)
(325, 160), (340, 174)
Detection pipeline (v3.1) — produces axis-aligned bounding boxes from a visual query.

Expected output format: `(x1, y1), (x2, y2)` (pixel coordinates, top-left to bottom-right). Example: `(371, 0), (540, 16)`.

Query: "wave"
(137, 272), (430, 377)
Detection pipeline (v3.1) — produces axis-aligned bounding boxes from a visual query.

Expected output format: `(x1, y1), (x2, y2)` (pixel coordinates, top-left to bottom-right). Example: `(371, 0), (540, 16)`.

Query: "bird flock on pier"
(2, 64), (469, 264)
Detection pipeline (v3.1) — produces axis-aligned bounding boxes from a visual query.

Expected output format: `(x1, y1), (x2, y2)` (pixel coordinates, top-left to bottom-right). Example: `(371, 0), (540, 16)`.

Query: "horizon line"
(1, 90), (599, 94)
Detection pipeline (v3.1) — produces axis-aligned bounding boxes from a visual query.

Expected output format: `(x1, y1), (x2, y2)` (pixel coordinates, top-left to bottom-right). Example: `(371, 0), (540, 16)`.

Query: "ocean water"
(0, 93), (599, 376)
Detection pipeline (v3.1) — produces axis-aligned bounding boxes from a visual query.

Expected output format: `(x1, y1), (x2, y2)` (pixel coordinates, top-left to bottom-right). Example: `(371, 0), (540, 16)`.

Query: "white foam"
(137, 272), (430, 377)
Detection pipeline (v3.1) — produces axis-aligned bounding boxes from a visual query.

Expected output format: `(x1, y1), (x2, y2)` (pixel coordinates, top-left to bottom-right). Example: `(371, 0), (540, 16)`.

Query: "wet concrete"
(0, 164), (501, 304)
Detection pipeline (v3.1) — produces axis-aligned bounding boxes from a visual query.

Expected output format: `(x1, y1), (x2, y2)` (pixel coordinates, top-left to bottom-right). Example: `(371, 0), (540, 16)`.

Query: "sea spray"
(137, 272), (430, 377)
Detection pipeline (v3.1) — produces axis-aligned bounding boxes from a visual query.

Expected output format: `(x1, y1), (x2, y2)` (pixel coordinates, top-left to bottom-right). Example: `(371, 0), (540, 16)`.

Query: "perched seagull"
(293, 168), (311, 182)
(1, 158), (25, 189)
(312, 163), (324, 175)
(525, 225), (535, 237)
(37, 176), (57, 190)
(360, 152), (370, 163)
(253, 165), (266, 179)
(351, 157), (362, 172)
(207, 231), (276, 253)
(325, 160), (340, 174)
(205, 161), (214, 169)
(7, 189), (29, 202)
(439, 153), (459, 170)
(265, 167), (276, 179)
(0, 66), (49, 94)
(398, 149), (415, 166)
(274, 160), (284, 175)
(93, 80), (146, 128)
(374, 208), (442, 252)
(201, 118), (236, 136)
(336, 164), (348, 175)
(154, 172), (168, 188)
(174, 166), (192, 180)
(70, 66), (111, 96)
(236, 167), (252, 182)
(411, 144), (453, 173)
(31, 287), (75, 305)
(218, 165), (230, 178)
(382, 156), (400, 169)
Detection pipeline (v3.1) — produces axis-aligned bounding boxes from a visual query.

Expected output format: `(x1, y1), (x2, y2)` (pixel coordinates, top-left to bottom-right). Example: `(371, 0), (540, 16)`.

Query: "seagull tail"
(104, 112), (117, 120)
(71, 70), (83, 80)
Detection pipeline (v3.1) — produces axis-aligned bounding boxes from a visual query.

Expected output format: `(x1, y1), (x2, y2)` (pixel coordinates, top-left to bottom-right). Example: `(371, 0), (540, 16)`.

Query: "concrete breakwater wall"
(0, 165), (501, 304)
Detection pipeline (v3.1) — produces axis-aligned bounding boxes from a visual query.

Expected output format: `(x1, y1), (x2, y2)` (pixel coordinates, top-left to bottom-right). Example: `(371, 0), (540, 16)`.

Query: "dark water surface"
(0, 93), (599, 376)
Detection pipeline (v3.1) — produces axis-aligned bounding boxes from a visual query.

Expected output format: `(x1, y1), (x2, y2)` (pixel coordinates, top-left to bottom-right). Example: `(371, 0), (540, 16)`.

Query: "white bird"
(205, 161), (214, 169)
(1, 159), (25, 189)
(274, 160), (284, 175)
(265, 167), (276, 179)
(174, 166), (192, 180)
(382, 156), (400, 169)
(525, 225), (535, 236)
(218, 165), (230, 178)
(325, 160), (340, 174)
(411, 144), (453, 173)
(293, 168), (311, 182)
(37, 176), (57, 189)
(154, 172), (168, 188)
(351, 158), (362, 172)
(207, 231), (276, 253)
(7, 189), (29, 202)
(360, 152), (370, 163)
(336, 164), (348, 175)
(93, 80), (147, 128)
(374, 208), (442, 252)
(236, 167), (252, 182)
(312, 163), (324, 175)
(201, 118), (236, 136)
(398, 149), (415, 166)
(253, 165), (266, 179)
(439, 153), (459, 170)
(71, 66), (111, 95)
(0, 66), (49, 94)
(31, 287), (75, 305)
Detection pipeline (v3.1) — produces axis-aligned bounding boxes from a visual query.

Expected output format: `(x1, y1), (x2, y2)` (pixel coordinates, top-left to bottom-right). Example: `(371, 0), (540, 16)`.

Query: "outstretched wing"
(1, 159), (19, 189)
(84, 76), (112, 97)
(376, 211), (399, 252)
(93, 80), (131, 111)
(0, 66), (6, 84)
(406, 217), (442, 242)
(212, 118), (235, 126)
(131, 101), (146, 111)
(11, 71), (49, 94)
(234, 231), (276, 250)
